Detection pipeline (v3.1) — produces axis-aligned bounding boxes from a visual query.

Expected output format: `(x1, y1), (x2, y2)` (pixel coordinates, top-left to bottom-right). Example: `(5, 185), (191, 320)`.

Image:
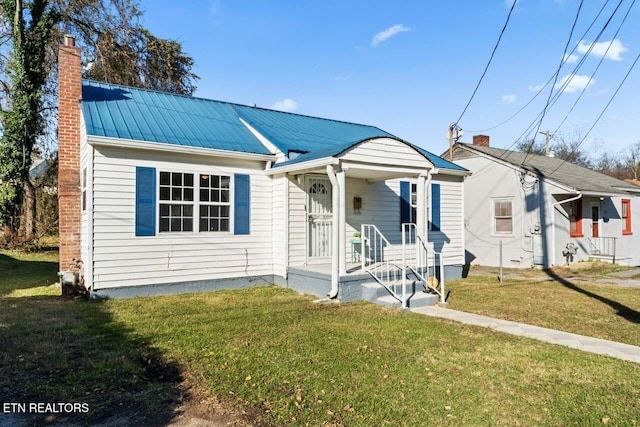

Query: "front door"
(307, 176), (332, 262)
(591, 205), (599, 238)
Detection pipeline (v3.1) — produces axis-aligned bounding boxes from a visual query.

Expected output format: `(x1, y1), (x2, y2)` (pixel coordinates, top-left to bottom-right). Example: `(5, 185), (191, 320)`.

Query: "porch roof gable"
(271, 137), (468, 173)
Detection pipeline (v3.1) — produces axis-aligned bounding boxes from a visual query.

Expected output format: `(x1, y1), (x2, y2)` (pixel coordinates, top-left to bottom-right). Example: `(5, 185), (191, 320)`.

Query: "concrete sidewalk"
(411, 306), (640, 364)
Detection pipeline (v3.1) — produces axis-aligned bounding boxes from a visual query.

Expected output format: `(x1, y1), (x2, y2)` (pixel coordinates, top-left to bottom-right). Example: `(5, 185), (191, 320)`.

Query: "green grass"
(1, 251), (640, 426)
(0, 250), (184, 425)
(447, 272), (640, 347)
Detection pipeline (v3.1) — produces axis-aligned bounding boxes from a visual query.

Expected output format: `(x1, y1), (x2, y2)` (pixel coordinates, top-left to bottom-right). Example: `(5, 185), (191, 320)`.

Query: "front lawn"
(447, 268), (640, 347)
(1, 251), (639, 426)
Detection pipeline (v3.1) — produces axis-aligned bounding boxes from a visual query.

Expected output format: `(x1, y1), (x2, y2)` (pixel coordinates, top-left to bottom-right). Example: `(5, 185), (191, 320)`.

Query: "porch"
(588, 237), (617, 263)
(267, 137), (467, 308)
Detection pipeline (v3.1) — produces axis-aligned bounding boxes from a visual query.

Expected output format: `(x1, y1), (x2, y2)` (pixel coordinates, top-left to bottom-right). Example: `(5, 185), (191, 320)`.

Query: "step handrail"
(361, 224), (404, 304)
(402, 223), (446, 305)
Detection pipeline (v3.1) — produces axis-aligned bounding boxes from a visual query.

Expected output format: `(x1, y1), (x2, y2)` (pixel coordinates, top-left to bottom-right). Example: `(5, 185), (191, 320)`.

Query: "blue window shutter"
(234, 174), (250, 235)
(431, 183), (441, 231)
(135, 167), (156, 236)
(400, 181), (411, 225)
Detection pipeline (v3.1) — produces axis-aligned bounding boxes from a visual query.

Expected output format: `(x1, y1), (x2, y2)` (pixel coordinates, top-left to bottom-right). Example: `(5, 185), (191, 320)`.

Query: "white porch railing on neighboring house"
(361, 223), (445, 309)
(588, 237), (617, 263)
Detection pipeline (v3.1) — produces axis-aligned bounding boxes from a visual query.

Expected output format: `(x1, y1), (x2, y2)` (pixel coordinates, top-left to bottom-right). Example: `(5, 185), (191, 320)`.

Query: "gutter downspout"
(551, 192), (582, 268)
(326, 165), (340, 298)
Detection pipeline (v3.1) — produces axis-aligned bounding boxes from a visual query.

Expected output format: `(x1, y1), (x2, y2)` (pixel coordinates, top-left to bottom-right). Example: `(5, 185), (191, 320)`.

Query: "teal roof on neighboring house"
(81, 80), (465, 171)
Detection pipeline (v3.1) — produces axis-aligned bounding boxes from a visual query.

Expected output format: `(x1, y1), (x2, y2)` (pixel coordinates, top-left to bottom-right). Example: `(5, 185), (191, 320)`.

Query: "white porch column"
(337, 168), (347, 275)
(416, 174), (426, 238)
(326, 165), (340, 298)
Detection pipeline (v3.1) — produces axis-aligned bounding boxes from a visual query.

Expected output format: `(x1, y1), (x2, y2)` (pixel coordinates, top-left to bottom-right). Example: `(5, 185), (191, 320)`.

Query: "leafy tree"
(0, 0), (198, 242)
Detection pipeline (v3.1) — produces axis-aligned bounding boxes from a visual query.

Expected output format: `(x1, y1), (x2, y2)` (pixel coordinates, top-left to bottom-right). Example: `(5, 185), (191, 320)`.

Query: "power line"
(465, 0), (613, 134)
(453, 0), (517, 126)
(520, 0), (584, 167)
(553, 0), (636, 134)
(546, 49), (640, 179)
(498, 0), (625, 162)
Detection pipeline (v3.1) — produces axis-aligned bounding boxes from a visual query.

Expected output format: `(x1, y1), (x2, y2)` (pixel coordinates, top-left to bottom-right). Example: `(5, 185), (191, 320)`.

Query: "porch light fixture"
(353, 196), (362, 215)
(599, 196), (605, 201)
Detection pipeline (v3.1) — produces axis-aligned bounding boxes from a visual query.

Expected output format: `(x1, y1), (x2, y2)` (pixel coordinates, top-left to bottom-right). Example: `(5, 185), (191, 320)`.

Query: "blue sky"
(138, 0), (640, 157)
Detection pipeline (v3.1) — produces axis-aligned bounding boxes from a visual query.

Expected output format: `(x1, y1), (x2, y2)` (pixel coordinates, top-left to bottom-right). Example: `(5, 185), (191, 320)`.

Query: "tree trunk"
(22, 180), (36, 239)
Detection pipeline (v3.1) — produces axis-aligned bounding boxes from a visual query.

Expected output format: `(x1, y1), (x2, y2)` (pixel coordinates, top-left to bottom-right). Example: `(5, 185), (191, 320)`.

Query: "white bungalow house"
(58, 36), (469, 307)
(448, 136), (640, 269)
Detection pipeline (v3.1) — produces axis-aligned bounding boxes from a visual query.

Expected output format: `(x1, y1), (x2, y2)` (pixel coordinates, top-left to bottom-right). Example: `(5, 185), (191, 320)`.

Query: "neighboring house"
(58, 36), (469, 305)
(449, 135), (640, 268)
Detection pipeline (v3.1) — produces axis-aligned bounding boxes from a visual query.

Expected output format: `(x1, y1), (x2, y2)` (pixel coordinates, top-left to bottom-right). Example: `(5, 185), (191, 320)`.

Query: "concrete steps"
(361, 281), (439, 309)
(376, 292), (439, 309)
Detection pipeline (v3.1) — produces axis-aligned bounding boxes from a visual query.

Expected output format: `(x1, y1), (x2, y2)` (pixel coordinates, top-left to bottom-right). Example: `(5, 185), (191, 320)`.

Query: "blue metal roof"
(231, 104), (393, 154)
(414, 146), (467, 171)
(82, 81), (271, 155)
(81, 80), (465, 171)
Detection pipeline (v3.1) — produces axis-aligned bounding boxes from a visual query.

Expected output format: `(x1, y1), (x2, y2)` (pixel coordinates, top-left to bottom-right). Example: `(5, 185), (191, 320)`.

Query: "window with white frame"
(199, 174), (231, 232)
(159, 172), (194, 232)
(409, 182), (435, 229)
(410, 183), (417, 223)
(493, 199), (513, 234)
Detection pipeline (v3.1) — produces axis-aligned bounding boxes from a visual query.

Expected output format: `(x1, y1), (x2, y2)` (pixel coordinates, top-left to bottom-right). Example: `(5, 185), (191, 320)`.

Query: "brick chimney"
(58, 35), (82, 271)
(473, 134), (490, 147)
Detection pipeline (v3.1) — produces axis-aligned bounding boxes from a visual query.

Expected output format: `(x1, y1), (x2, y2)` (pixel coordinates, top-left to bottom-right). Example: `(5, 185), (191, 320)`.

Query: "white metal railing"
(361, 224), (404, 305)
(361, 223), (446, 309)
(402, 223), (446, 305)
(588, 237), (617, 262)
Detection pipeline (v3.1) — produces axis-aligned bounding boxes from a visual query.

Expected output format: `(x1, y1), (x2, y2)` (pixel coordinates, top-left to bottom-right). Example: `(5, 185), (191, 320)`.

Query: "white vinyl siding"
(79, 112), (93, 286)
(272, 175), (287, 277)
(288, 176), (307, 266)
(91, 146), (274, 290)
(342, 138), (432, 169)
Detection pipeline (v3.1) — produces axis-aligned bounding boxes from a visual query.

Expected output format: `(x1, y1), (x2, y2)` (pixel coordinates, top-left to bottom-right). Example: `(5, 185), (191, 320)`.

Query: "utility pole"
(448, 123), (463, 160)
(539, 131), (554, 156)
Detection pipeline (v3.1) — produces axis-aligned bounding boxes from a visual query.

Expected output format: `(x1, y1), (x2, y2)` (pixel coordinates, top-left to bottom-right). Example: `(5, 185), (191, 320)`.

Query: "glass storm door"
(307, 176), (332, 261)
(591, 205), (599, 238)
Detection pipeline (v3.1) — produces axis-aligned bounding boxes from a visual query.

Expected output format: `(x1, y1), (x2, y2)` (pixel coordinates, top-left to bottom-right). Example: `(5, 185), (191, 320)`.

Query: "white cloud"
(501, 94), (517, 104)
(271, 98), (298, 112)
(555, 74), (595, 93)
(528, 84), (544, 91)
(334, 75), (352, 81)
(371, 24), (412, 47)
(577, 39), (628, 61)
(563, 53), (579, 64)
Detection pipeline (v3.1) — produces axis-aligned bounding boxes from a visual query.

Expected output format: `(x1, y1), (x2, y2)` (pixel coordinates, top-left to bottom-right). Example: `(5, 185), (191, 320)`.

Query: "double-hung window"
(493, 199), (513, 234)
(159, 172), (194, 232)
(410, 183), (417, 224)
(622, 199), (632, 235)
(199, 174), (231, 232)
